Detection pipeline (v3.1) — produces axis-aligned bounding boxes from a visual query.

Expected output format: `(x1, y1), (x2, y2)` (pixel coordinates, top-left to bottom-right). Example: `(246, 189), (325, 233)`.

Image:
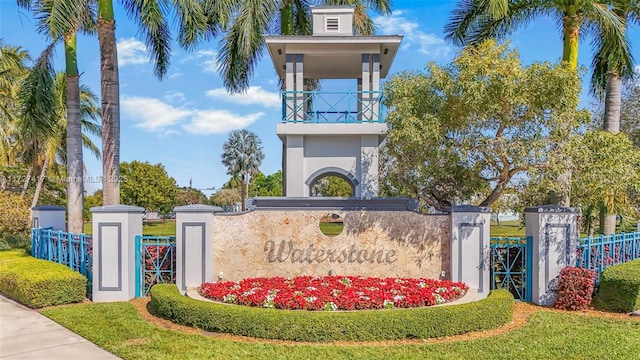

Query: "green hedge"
(150, 284), (514, 342)
(593, 259), (640, 313)
(0, 250), (87, 308)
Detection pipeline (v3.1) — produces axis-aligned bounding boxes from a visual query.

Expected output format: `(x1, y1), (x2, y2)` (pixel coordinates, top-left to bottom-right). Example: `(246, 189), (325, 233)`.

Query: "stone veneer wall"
(212, 209), (449, 281)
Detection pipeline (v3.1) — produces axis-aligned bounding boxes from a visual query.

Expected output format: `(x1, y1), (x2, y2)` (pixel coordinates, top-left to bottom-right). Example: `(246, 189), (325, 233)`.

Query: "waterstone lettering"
(263, 240), (398, 265)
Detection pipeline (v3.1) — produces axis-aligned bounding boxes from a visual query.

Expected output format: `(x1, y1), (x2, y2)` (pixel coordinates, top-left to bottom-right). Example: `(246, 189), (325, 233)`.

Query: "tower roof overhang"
(265, 35), (403, 79)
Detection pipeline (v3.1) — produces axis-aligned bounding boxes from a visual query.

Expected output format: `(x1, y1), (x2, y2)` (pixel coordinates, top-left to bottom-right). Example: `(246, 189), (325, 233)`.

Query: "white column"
(356, 78), (363, 122)
(91, 205), (144, 302)
(175, 204), (220, 294)
(525, 205), (578, 306)
(295, 54), (305, 121)
(449, 205), (491, 299)
(285, 135), (305, 197)
(285, 54), (295, 122)
(31, 206), (66, 231)
(360, 135), (379, 197)
(371, 54), (380, 121)
(361, 54), (371, 121)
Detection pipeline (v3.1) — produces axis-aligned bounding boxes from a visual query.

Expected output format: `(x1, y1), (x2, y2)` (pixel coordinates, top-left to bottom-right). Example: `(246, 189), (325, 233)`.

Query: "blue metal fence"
(576, 231), (640, 279)
(135, 235), (176, 297)
(281, 90), (384, 123)
(31, 227), (93, 294)
(490, 236), (532, 302)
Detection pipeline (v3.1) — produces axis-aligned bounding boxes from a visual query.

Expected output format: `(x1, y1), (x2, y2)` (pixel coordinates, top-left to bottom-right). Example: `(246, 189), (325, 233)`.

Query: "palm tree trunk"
(30, 158), (49, 209)
(20, 166), (32, 197)
(599, 205), (616, 235)
(550, 12), (582, 207)
(98, 0), (121, 205)
(562, 10), (581, 70)
(241, 178), (247, 211)
(280, 1), (294, 35)
(603, 72), (622, 134)
(600, 71), (623, 235)
(65, 33), (84, 233)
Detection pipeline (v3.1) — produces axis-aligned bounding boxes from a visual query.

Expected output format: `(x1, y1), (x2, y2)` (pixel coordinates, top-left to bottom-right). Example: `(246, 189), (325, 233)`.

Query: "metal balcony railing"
(281, 90), (384, 123)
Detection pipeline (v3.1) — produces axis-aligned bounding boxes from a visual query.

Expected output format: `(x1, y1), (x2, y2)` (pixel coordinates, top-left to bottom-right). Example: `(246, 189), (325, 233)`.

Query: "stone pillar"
(31, 206), (66, 231)
(175, 204), (221, 294)
(525, 205), (578, 306)
(90, 205), (144, 302)
(449, 205), (491, 299)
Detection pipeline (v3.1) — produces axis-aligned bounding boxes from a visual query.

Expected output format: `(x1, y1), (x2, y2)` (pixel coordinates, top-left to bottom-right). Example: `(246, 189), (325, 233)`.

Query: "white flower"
(323, 302), (338, 311)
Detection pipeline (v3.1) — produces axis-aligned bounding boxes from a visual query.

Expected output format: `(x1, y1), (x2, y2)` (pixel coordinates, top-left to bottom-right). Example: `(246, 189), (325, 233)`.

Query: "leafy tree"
(221, 129), (264, 211)
(249, 170), (283, 197)
(83, 189), (103, 221)
(214, 0), (392, 92)
(209, 188), (241, 210)
(567, 131), (640, 233)
(119, 161), (178, 213)
(620, 79), (640, 148)
(176, 187), (208, 206)
(381, 41), (586, 211)
(311, 176), (353, 197)
(0, 191), (30, 236)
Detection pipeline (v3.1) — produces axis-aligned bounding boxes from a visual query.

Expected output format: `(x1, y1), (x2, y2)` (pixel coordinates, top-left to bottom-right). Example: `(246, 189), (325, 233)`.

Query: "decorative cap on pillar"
(31, 205), (65, 211)
(524, 205), (578, 213)
(174, 204), (223, 213)
(444, 205), (491, 213)
(90, 205), (145, 213)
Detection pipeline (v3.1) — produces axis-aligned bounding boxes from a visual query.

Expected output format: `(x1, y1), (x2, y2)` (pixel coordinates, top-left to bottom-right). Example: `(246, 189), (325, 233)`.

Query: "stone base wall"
(212, 209), (449, 281)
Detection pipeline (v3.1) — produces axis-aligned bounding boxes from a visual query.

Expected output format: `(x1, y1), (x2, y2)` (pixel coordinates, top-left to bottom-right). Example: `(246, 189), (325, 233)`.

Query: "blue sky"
(1, 1), (638, 196)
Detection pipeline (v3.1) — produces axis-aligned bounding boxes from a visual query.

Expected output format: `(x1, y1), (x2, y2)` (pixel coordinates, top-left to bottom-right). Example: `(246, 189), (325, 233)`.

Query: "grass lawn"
(319, 222), (344, 236)
(42, 302), (640, 360)
(490, 220), (525, 237)
(83, 221), (177, 236)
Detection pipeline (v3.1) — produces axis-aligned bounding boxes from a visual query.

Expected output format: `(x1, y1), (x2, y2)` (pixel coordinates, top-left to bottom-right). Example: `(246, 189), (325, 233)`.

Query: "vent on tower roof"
(311, 6), (354, 36)
(325, 17), (339, 32)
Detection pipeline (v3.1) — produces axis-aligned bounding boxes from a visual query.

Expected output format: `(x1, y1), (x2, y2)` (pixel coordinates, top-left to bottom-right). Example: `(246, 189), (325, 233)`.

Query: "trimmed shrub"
(0, 250), (87, 308)
(150, 284), (514, 342)
(593, 259), (640, 313)
(554, 267), (597, 310)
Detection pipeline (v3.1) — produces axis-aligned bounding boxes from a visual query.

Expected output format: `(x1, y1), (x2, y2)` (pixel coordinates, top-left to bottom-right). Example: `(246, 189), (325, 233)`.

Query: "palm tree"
(96, 0), (208, 205)
(215, 0), (392, 93)
(0, 44), (30, 168)
(445, 0), (628, 71)
(18, 0), (97, 232)
(221, 129), (265, 211)
(590, 1), (637, 235)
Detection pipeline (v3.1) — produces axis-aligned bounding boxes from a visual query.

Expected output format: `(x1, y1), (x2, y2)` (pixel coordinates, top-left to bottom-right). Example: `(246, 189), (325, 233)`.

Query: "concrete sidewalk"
(0, 295), (120, 359)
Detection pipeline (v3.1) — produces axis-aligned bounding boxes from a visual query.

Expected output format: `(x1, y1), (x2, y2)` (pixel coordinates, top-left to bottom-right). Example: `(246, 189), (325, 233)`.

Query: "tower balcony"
(281, 90), (384, 123)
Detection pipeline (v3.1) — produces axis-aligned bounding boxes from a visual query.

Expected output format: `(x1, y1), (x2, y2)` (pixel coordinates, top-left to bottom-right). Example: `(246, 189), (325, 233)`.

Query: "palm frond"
(123, 0), (172, 79)
(171, 0), (207, 50)
(216, 0), (279, 93)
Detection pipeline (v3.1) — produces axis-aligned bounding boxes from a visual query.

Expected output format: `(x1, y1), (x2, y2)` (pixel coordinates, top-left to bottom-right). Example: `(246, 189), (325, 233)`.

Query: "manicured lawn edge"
(150, 284), (514, 342)
(593, 258), (640, 313)
(0, 249), (86, 308)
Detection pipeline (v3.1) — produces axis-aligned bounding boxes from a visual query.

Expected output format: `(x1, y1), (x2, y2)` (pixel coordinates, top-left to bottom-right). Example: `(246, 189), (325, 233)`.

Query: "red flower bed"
(200, 276), (468, 311)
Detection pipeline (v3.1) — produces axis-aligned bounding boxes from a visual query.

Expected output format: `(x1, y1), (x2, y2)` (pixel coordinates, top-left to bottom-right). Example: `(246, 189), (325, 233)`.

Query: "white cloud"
(205, 86), (280, 109)
(121, 96), (191, 131)
(168, 72), (183, 79)
(117, 38), (148, 66)
(184, 110), (264, 134)
(180, 49), (219, 73)
(163, 91), (186, 104)
(121, 95), (263, 135)
(374, 11), (451, 58)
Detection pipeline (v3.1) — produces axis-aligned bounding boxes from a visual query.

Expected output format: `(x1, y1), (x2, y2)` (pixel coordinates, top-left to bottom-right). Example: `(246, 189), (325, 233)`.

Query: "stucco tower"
(265, 6), (402, 197)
